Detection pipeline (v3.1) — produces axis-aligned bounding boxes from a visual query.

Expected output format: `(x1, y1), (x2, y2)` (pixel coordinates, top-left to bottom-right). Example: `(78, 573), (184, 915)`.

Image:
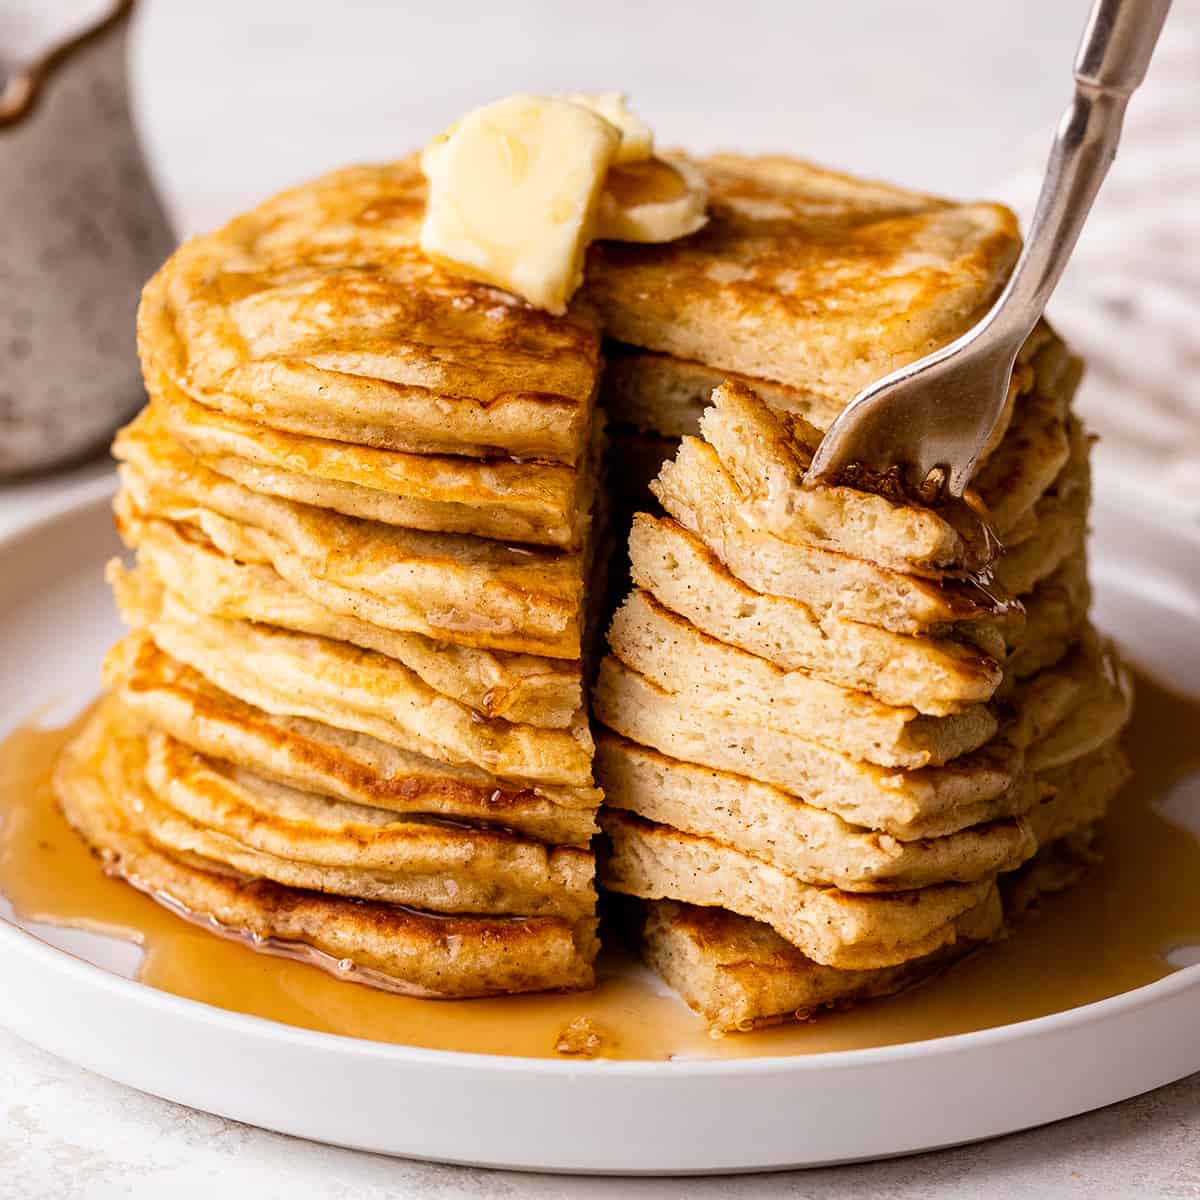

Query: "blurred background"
(2, 0), (1197, 514)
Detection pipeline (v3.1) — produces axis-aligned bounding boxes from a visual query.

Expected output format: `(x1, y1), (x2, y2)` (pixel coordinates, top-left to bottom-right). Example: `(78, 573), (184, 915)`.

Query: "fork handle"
(985, 0), (1171, 346)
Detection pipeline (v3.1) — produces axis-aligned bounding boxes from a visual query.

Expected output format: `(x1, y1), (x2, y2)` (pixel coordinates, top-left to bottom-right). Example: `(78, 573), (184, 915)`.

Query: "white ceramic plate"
(1, 473), (1198, 1175)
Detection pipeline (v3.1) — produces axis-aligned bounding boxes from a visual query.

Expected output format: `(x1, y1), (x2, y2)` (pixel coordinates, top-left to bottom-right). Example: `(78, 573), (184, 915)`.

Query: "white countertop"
(2, 1009), (1198, 1198)
(3, 1), (1199, 1193)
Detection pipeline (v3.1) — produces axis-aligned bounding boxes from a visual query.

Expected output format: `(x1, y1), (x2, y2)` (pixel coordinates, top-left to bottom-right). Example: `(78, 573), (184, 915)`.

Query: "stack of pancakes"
(56, 152), (1132, 1025)
(587, 161), (1133, 1031)
(56, 163), (609, 997)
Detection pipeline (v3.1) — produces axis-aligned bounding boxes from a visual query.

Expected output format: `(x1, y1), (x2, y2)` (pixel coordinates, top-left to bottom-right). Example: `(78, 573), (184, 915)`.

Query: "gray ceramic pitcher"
(0, 0), (174, 476)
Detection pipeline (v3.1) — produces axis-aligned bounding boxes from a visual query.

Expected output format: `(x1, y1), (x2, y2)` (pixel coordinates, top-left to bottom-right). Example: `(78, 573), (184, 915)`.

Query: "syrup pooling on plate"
(1, 667), (1198, 1061)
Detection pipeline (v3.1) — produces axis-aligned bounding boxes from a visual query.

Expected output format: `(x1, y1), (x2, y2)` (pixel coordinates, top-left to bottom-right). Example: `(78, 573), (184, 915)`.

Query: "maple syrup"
(1, 667), (1197, 1062)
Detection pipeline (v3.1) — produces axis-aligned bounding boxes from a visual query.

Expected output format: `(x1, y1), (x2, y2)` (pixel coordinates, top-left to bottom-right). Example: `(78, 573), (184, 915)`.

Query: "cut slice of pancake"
(599, 809), (995, 971)
(593, 644), (1121, 888)
(155, 382), (589, 549)
(128, 589), (596, 788)
(113, 530), (581, 728)
(629, 514), (1003, 715)
(596, 730), (1036, 890)
(614, 739), (1119, 1030)
(594, 657), (1027, 839)
(634, 894), (1002, 1032)
(652, 437), (1008, 635)
(137, 160), (603, 465)
(583, 153), (1020, 407)
(114, 409), (585, 659)
(108, 636), (600, 845)
(691, 380), (981, 573)
(141, 731), (594, 917)
(55, 697), (597, 996)
(608, 588), (997, 769)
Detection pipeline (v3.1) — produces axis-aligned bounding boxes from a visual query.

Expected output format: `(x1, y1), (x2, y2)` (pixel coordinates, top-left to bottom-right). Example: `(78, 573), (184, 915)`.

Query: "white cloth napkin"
(1001, 14), (1200, 524)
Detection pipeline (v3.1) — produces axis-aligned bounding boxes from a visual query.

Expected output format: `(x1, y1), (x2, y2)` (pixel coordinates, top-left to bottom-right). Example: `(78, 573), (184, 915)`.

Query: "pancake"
(634, 894), (1002, 1032)
(594, 630), (1124, 885)
(651, 435), (1009, 635)
(601, 322), (1055, 446)
(603, 729), (1119, 1011)
(141, 731), (594, 917)
(593, 656), (1028, 839)
(155, 378), (589, 549)
(596, 731), (1037, 891)
(127, 588), (595, 788)
(113, 528), (581, 728)
(1002, 826), (1103, 921)
(974, 353), (1079, 535)
(55, 697), (597, 997)
(136, 159), (603, 465)
(114, 409), (586, 659)
(993, 417), (1091, 597)
(628, 514), (1005, 716)
(608, 589), (998, 769)
(688, 380), (977, 573)
(601, 342), (845, 438)
(1005, 630), (1120, 747)
(108, 636), (600, 846)
(635, 814), (1098, 1032)
(599, 808), (995, 971)
(1026, 739), (1131, 847)
(1025, 652), (1132, 772)
(583, 153), (1021, 407)
(1006, 552), (1091, 679)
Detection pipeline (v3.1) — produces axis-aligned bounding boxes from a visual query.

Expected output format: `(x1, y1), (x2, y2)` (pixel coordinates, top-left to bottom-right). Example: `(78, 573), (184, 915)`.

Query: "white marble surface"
(2, 1022), (1199, 1198)
(2, 0), (1199, 1193)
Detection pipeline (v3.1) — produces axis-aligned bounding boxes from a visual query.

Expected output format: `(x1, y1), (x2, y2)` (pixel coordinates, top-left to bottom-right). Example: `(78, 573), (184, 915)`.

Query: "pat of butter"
(420, 95), (620, 315)
(557, 92), (653, 164)
(596, 156), (708, 243)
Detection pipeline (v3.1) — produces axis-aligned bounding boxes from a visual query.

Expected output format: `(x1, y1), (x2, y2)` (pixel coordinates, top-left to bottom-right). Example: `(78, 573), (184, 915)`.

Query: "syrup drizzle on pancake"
(1, 667), (1197, 1061)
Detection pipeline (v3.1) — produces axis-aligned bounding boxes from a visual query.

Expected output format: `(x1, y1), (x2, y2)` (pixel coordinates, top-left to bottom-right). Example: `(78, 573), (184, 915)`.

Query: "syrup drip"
(1, 668), (1198, 1061)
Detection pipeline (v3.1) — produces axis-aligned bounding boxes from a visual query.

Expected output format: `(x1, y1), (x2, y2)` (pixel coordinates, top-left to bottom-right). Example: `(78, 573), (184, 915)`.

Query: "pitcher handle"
(0, 0), (135, 129)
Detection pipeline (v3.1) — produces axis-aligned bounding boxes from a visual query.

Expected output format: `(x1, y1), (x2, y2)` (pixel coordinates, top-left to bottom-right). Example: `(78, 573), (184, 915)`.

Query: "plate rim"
(3, 911), (1200, 1078)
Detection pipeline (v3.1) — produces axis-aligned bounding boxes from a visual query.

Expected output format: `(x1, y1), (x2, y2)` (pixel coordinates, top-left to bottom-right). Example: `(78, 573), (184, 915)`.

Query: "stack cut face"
(590, 157), (1131, 1031)
(60, 158), (621, 999)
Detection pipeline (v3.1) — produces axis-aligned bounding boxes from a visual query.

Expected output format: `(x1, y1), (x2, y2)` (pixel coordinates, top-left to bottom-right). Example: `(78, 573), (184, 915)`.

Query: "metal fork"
(806, 0), (1172, 501)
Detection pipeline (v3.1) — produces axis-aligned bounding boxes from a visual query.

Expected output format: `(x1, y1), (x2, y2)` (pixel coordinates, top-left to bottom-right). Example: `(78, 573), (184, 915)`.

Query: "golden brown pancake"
(141, 730), (594, 917)
(651, 435), (1009, 635)
(108, 636), (601, 846)
(156, 377), (590, 549)
(596, 730), (1037, 891)
(112, 526), (582, 729)
(114, 409), (586, 659)
(599, 808), (996, 971)
(627, 513), (1005, 716)
(607, 588), (998, 769)
(137, 159), (603, 465)
(593, 654), (1028, 839)
(127, 586), (596, 788)
(584, 153), (1021, 408)
(634, 894), (1002, 1033)
(55, 697), (597, 997)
